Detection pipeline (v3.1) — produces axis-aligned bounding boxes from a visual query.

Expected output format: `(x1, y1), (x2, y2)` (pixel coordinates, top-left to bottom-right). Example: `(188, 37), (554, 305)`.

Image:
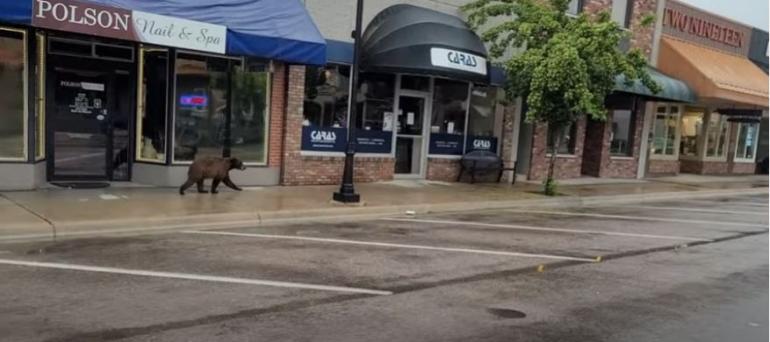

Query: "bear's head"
(228, 157), (246, 171)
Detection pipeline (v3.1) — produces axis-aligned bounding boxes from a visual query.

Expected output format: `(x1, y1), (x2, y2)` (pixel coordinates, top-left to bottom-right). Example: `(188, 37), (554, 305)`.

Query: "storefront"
(283, 4), (511, 185)
(648, 0), (769, 175)
(0, 0), (326, 189)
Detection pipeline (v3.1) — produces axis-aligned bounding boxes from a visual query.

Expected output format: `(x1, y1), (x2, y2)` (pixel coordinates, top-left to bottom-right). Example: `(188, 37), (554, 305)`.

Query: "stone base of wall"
(647, 159), (680, 176)
(600, 158), (639, 178)
(730, 162), (756, 174)
(426, 158), (461, 182)
(680, 159), (730, 174)
(529, 156), (584, 181)
(282, 155), (394, 185)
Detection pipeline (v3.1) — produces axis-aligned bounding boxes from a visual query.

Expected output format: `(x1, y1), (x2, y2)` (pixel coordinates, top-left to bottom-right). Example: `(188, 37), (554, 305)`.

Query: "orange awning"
(658, 37), (769, 108)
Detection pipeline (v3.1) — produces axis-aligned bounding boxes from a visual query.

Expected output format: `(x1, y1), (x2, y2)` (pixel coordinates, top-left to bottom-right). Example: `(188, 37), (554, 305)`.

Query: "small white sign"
(430, 47), (487, 76)
(447, 121), (455, 134)
(407, 112), (415, 125)
(133, 11), (227, 54)
(383, 112), (394, 131)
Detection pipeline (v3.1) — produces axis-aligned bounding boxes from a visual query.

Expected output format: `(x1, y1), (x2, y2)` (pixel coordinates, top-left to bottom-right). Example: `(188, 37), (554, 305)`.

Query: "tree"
(462, 0), (660, 195)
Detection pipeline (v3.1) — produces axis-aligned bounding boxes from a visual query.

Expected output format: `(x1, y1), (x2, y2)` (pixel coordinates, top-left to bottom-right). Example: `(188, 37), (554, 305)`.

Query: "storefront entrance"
(395, 94), (429, 176)
(46, 38), (135, 181)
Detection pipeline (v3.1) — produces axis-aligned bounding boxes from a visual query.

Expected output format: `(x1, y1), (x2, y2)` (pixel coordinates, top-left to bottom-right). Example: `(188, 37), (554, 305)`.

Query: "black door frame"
(45, 52), (136, 182)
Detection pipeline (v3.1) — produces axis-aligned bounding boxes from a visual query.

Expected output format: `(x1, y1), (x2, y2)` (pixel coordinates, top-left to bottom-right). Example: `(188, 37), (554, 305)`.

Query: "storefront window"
(705, 112), (728, 158)
(303, 64), (349, 128)
(610, 109), (634, 156)
(431, 78), (469, 135)
(680, 107), (704, 157)
(735, 122), (759, 161)
(137, 47), (168, 163)
(356, 72), (395, 132)
(229, 63), (270, 162)
(174, 53), (268, 163)
(466, 86), (499, 153)
(548, 122), (577, 155)
(0, 28), (27, 160)
(467, 86), (496, 137)
(652, 105), (679, 156)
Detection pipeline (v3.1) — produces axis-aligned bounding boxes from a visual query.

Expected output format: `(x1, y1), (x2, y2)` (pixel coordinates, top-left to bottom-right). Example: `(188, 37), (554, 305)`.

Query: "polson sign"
(32, 0), (227, 54)
(430, 47), (488, 76)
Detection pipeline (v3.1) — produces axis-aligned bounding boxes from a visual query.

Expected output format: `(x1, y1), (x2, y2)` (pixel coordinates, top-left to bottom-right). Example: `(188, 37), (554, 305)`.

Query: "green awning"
(614, 68), (696, 103)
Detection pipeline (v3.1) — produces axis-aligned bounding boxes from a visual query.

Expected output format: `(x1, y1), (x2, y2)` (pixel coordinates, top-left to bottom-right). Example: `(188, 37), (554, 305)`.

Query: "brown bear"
(179, 157), (246, 195)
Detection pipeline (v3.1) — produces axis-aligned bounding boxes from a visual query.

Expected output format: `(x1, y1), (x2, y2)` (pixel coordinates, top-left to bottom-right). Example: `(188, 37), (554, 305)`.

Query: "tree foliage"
(462, 0), (660, 193)
(462, 0), (660, 127)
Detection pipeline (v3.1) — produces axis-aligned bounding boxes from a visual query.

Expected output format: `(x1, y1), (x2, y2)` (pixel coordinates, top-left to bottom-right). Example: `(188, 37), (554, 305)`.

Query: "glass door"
(395, 95), (427, 176)
(49, 68), (112, 180)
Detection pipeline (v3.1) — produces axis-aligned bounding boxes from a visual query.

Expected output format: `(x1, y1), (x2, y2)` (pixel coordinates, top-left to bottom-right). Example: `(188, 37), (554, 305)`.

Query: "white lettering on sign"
(133, 11), (226, 54)
(430, 47), (487, 76)
(473, 139), (491, 150)
(310, 130), (337, 143)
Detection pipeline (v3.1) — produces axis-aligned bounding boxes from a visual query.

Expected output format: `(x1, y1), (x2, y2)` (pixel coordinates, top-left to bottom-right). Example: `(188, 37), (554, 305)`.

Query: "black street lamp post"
(333, 0), (364, 203)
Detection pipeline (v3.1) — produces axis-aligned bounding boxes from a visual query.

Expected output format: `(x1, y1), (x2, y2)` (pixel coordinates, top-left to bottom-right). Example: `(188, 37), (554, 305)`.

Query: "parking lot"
(0, 194), (767, 342)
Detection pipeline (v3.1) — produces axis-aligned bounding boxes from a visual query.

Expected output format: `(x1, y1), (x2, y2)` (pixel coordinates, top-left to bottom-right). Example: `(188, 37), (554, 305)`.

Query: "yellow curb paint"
(537, 265), (545, 272)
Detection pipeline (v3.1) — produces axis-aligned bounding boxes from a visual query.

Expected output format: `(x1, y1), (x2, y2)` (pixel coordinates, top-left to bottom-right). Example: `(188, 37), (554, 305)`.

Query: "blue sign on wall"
(354, 129), (392, 154)
(428, 133), (464, 155)
(301, 126), (348, 152)
(465, 136), (498, 154)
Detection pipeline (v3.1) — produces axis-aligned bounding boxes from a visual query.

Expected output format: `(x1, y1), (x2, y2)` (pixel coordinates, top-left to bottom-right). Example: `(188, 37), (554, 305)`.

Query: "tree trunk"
(545, 125), (562, 196)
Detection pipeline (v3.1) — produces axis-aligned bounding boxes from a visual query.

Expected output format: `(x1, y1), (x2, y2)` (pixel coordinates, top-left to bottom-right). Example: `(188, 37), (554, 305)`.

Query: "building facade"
(646, 0), (768, 176)
(0, 0), (766, 191)
(0, 0), (326, 190)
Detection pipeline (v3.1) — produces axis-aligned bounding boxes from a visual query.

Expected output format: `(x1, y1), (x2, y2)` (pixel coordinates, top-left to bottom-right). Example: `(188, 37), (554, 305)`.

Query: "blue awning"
(0, 0), (326, 65)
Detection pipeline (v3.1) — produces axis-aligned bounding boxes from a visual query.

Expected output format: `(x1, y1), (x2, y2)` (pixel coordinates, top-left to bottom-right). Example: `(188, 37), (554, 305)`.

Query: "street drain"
(487, 308), (526, 319)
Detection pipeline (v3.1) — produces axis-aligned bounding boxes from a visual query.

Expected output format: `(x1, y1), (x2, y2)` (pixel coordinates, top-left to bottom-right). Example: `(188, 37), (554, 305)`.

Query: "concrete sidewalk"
(0, 175), (766, 242)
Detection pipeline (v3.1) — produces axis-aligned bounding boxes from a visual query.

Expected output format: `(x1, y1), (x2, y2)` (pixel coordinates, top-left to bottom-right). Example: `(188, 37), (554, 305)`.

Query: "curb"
(1, 187), (766, 243)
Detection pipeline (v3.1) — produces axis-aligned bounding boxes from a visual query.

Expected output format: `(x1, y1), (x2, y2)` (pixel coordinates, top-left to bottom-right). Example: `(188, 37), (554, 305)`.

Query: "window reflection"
(0, 29), (26, 159)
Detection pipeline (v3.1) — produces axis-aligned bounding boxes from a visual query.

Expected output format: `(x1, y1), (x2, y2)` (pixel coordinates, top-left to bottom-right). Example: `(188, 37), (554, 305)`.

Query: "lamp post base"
(332, 190), (361, 203)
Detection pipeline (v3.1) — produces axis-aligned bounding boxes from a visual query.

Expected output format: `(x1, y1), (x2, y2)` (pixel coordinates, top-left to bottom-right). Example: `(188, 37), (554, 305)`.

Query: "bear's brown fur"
(179, 157), (246, 195)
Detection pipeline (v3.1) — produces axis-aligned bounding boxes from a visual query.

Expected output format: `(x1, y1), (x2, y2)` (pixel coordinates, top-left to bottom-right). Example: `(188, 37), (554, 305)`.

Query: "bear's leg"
(196, 179), (207, 193)
(179, 178), (195, 195)
(211, 178), (221, 194)
(223, 176), (242, 191)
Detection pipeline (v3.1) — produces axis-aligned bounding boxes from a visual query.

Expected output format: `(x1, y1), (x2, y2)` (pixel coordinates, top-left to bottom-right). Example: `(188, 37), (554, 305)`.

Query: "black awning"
(361, 5), (490, 84)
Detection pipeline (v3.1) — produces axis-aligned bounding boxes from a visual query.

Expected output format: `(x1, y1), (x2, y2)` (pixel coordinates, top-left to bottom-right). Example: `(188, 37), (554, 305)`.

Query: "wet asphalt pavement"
(0, 194), (767, 342)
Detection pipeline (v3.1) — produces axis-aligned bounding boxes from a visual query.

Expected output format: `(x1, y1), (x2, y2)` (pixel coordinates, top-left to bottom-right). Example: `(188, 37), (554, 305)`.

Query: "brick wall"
(527, 119), (587, 181)
(268, 62), (286, 168)
(426, 158), (461, 182)
(647, 159), (680, 175)
(499, 104), (517, 181)
(583, 0), (658, 59)
(730, 162), (756, 174)
(680, 159), (730, 174)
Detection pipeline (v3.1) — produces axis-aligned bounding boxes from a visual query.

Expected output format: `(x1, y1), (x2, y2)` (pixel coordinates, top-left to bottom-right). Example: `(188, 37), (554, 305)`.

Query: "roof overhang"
(658, 37), (768, 108)
(0, 0), (326, 65)
(360, 4), (490, 84)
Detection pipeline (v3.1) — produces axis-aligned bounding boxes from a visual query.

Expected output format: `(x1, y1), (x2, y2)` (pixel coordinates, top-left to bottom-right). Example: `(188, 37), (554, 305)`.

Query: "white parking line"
(612, 205), (767, 216)
(183, 230), (598, 262)
(0, 259), (392, 296)
(504, 209), (769, 228)
(381, 218), (711, 242)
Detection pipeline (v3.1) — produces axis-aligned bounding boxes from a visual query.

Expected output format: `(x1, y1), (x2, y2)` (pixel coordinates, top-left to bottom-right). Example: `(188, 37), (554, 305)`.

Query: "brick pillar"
(500, 103), (516, 182)
(281, 65), (308, 185)
(268, 62), (286, 168)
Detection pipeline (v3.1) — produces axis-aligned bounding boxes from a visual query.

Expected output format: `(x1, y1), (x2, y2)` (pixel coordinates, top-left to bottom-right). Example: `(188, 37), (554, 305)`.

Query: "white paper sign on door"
(407, 112), (415, 125)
